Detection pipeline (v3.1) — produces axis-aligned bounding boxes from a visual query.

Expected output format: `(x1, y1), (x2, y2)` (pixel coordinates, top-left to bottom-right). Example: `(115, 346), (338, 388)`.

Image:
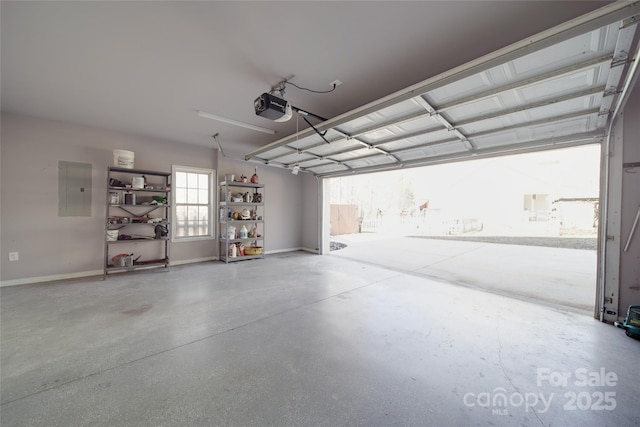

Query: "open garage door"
(246, 1), (640, 322)
(245, 2), (640, 175)
(325, 146), (602, 315)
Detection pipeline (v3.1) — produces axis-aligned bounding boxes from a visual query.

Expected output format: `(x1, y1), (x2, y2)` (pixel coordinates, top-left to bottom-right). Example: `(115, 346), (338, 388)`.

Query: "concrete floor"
(1, 252), (639, 426)
(330, 234), (597, 313)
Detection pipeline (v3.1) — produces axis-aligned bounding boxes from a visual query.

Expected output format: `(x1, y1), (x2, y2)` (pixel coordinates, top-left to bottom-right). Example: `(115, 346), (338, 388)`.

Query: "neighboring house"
(551, 198), (599, 233)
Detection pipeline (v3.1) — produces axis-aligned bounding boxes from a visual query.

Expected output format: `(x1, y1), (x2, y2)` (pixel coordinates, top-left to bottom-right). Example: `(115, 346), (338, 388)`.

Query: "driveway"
(329, 233), (597, 314)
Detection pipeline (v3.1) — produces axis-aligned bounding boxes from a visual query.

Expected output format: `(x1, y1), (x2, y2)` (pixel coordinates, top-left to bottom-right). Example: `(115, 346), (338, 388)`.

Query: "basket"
(244, 246), (263, 255)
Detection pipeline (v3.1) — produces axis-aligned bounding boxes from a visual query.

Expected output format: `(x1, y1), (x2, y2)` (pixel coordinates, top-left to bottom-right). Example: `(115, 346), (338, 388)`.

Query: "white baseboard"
(171, 256), (218, 266)
(0, 257), (220, 287)
(0, 253), (324, 287)
(0, 270), (103, 287)
(300, 247), (319, 254)
(265, 247), (319, 255)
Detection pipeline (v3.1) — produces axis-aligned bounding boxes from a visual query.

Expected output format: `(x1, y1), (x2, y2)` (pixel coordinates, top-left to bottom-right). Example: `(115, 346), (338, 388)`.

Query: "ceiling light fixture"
(197, 110), (275, 135)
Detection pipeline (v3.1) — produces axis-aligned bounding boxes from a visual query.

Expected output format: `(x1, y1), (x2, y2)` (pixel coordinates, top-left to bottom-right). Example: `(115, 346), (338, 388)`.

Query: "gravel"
(330, 241), (348, 251)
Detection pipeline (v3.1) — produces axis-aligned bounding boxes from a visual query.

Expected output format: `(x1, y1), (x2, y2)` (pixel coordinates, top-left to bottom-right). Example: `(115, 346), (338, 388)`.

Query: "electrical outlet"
(9, 252), (19, 262)
(330, 79), (342, 88)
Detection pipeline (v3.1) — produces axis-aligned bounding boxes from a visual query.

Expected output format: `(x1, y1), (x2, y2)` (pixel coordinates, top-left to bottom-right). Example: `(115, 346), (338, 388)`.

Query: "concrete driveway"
(329, 233), (597, 314)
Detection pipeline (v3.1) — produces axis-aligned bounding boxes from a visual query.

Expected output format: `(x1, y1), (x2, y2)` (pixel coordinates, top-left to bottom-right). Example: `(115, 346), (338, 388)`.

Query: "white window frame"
(172, 165), (216, 242)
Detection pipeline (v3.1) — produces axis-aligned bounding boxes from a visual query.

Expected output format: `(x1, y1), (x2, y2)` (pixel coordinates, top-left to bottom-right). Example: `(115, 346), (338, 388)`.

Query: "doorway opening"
(326, 144), (600, 313)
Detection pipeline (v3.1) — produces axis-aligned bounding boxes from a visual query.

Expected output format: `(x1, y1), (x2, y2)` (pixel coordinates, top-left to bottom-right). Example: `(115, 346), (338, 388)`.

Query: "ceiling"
(1, 1), (620, 160)
(247, 1), (640, 176)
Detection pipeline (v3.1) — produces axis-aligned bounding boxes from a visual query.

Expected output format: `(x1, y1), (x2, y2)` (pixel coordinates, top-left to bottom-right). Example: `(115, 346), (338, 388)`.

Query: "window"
(172, 166), (215, 240)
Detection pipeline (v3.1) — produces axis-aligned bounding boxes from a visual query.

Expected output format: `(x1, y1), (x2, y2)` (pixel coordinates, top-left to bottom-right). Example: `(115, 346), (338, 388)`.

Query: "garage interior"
(1, 1), (640, 426)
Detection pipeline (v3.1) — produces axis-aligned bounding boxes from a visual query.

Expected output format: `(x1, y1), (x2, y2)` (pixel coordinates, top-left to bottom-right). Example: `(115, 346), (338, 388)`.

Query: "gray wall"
(619, 84), (640, 312)
(300, 172), (319, 252)
(0, 113), (308, 284)
(217, 157), (306, 254)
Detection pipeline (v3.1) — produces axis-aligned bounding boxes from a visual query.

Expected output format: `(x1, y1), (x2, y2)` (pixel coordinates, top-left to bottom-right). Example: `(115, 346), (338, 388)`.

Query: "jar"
(124, 192), (136, 205)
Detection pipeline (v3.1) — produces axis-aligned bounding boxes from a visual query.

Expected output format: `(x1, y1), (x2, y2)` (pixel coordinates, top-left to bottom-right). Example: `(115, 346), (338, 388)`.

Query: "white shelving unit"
(219, 180), (265, 263)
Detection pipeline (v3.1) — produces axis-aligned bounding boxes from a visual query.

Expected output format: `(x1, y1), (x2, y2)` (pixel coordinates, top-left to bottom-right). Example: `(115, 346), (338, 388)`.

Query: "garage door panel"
(511, 25), (618, 76)
(395, 149), (435, 162)
(471, 130), (522, 149)
(518, 67), (606, 103)
(377, 129), (456, 151)
(345, 115), (442, 146)
(361, 118), (442, 143)
(259, 146), (294, 163)
(298, 158), (323, 167)
(459, 118), (514, 135)
(307, 163), (350, 174)
(246, 4), (639, 176)
(458, 100), (601, 134)
(288, 129), (344, 150)
(395, 115), (443, 133)
(275, 153), (317, 165)
(339, 99), (423, 135)
(528, 116), (597, 137)
(426, 25), (617, 107)
(331, 148), (380, 162)
(444, 96), (510, 122)
(441, 67), (607, 122)
(344, 154), (397, 169)
(459, 112), (600, 136)
(339, 116), (376, 134)
(359, 128), (398, 143)
(394, 141), (467, 161)
(375, 99), (424, 120)
(471, 116), (595, 149)
(427, 72), (494, 105)
(288, 135), (317, 150)
(447, 90), (603, 127)
(310, 139), (363, 157)
(379, 137), (430, 153)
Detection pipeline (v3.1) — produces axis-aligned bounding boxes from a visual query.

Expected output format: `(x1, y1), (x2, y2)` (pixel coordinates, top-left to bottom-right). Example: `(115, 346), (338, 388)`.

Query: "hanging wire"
(270, 77), (338, 95)
(284, 80), (337, 94)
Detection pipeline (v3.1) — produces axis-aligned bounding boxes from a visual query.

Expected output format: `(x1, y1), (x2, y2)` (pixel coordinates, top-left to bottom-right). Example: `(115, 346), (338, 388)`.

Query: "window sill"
(172, 236), (215, 243)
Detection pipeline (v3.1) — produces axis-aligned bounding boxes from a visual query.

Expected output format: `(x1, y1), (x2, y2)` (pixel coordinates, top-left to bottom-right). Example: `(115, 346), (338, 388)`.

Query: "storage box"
(615, 305), (640, 337)
(106, 229), (119, 241)
(626, 306), (640, 328)
(113, 149), (135, 168)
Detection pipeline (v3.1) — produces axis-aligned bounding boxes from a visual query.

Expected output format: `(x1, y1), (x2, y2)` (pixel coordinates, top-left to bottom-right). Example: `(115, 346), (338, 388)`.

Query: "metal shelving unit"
(104, 167), (171, 278)
(219, 180), (265, 263)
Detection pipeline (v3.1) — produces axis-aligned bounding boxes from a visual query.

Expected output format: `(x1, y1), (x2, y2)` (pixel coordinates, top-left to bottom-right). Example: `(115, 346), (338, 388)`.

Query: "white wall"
(0, 114), (220, 284)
